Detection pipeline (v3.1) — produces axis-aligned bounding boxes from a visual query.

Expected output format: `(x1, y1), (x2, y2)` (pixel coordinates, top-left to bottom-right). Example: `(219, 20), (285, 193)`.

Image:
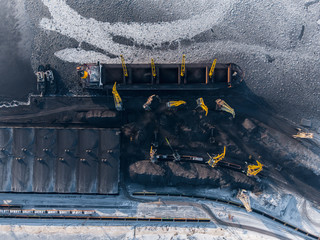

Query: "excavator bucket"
(207, 146), (226, 168)
(247, 160), (263, 176)
(237, 189), (252, 212)
(196, 98), (208, 116)
(216, 99), (235, 118)
(166, 100), (186, 108)
(112, 82), (123, 111)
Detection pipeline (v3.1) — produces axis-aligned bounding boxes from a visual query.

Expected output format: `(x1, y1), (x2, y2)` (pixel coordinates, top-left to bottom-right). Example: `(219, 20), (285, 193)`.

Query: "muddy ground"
(120, 85), (320, 204)
(1, 84), (318, 204)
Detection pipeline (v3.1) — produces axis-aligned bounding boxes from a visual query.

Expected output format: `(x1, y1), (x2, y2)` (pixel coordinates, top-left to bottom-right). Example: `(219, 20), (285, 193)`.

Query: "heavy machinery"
(143, 95), (161, 111)
(207, 146), (226, 168)
(76, 62), (102, 87)
(216, 99), (235, 118)
(180, 54), (186, 78)
(208, 59), (217, 79)
(120, 55), (128, 78)
(36, 69), (45, 96)
(196, 98), (208, 116)
(151, 58), (156, 79)
(112, 82), (123, 111)
(166, 100), (186, 108)
(292, 129), (313, 139)
(150, 146), (157, 163)
(237, 189), (252, 212)
(247, 160), (263, 176)
(165, 137), (180, 161)
(77, 58), (243, 90)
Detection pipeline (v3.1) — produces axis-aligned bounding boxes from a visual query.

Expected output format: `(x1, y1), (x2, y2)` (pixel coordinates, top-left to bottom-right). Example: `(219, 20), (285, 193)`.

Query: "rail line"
(0, 206), (209, 223)
(132, 192), (320, 240)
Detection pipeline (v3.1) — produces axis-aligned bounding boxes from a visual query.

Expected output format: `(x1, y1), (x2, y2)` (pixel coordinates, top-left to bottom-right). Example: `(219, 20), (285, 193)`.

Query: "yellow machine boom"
(120, 55), (128, 77)
(247, 160), (263, 176)
(207, 146), (226, 168)
(237, 189), (252, 212)
(208, 59), (217, 78)
(151, 58), (156, 78)
(167, 100), (186, 108)
(292, 130), (313, 139)
(196, 98), (208, 116)
(180, 54), (186, 77)
(112, 82), (123, 111)
(216, 99), (235, 118)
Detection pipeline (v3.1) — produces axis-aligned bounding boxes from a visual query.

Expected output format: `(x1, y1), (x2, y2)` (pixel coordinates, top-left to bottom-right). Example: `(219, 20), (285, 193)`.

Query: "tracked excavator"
(216, 99), (235, 118)
(112, 82), (123, 111)
(196, 98), (208, 116)
(247, 160), (263, 176)
(166, 100), (186, 108)
(207, 146), (226, 168)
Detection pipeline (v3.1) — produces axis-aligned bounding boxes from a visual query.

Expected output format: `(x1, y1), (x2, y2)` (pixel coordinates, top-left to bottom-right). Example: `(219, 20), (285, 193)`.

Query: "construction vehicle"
(112, 82), (123, 111)
(207, 146), (226, 168)
(180, 54), (186, 77)
(216, 99), (235, 118)
(166, 100), (186, 108)
(237, 189), (252, 212)
(77, 60), (243, 90)
(165, 137), (180, 161)
(150, 146), (157, 163)
(143, 95), (161, 111)
(196, 98), (208, 116)
(76, 62), (102, 87)
(247, 160), (263, 176)
(120, 55), (128, 78)
(36, 65), (46, 96)
(292, 129), (313, 139)
(208, 59), (217, 78)
(151, 58), (156, 79)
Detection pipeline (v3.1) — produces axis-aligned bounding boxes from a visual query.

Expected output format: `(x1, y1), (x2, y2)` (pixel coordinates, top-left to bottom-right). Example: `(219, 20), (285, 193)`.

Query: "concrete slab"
(0, 127), (120, 194)
(77, 129), (99, 193)
(0, 128), (13, 191)
(98, 129), (120, 194)
(32, 128), (56, 192)
(11, 128), (35, 192)
(55, 129), (78, 193)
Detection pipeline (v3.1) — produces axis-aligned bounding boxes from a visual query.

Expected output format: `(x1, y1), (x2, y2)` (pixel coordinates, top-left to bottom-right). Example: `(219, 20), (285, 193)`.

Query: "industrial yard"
(1, 0), (320, 239)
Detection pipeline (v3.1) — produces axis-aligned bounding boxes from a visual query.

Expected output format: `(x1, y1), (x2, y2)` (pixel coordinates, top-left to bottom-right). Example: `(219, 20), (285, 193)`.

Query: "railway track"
(0, 205), (209, 223)
(132, 191), (320, 240)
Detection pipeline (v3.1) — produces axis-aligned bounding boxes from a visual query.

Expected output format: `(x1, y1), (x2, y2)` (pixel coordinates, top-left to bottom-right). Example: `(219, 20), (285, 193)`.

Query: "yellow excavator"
(112, 82), (123, 111)
(208, 59), (217, 79)
(196, 98), (208, 116)
(247, 160), (263, 176)
(181, 54), (186, 77)
(216, 99), (235, 118)
(167, 100), (186, 108)
(207, 146), (226, 168)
